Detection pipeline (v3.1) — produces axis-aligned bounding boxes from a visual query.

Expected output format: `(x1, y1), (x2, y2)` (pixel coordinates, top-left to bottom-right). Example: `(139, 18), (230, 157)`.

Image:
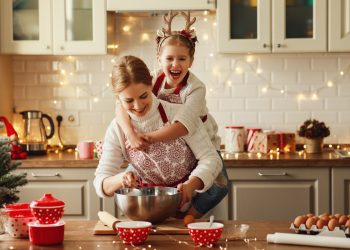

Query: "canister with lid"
(225, 126), (245, 153)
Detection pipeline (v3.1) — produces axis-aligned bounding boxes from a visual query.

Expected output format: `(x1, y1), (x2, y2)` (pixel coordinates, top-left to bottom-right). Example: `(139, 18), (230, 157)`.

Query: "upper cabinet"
(217, 0), (327, 53)
(0, 0), (106, 55)
(106, 0), (215, 11)
(328, 0), (350, 52)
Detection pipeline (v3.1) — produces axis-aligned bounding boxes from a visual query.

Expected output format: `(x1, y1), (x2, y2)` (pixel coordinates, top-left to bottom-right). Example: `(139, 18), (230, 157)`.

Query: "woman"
(93, 55), (223, 218)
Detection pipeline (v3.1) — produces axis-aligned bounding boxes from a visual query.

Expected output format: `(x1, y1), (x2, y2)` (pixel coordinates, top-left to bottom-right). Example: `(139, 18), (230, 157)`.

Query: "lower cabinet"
(332, 168), (350, 215)
(226, 168), (330, 220)
(16, 168), (100, 220)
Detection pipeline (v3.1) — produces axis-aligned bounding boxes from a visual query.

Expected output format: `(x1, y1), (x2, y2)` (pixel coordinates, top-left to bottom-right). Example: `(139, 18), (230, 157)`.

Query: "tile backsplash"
(12, 14), (350, 145)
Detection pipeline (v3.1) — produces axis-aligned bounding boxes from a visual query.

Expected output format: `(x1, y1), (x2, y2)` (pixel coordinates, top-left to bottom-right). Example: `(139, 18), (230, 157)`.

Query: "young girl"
(94, 55), (222, 218)
(116, 11), (229, 216)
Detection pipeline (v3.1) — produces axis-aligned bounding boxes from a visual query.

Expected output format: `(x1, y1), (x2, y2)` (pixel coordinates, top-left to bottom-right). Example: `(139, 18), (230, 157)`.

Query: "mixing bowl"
(115, 187), (181, 223)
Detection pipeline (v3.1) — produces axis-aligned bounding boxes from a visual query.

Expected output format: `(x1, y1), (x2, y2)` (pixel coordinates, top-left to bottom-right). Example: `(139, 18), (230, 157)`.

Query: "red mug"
(77, 141), (94, 159)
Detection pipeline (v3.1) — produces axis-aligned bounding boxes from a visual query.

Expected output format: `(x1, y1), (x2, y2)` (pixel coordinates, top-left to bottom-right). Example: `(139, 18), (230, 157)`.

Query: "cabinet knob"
(60, 46), (65, 50)
(277, 43), (282, 48)
(46, 45), (50, 49)
(263, 43), (270, 48)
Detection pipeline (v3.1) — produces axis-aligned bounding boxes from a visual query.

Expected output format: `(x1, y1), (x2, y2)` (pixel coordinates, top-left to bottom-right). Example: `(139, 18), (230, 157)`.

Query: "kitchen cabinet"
(0, 0), (106, 55)
(332, 168), (350, 214)
(217, 0), (327, 53)
(107, 0), (215, 11)
(328, 0), (350, 51)
(15, 168), (101, 220)
(226, 167), (330, 220)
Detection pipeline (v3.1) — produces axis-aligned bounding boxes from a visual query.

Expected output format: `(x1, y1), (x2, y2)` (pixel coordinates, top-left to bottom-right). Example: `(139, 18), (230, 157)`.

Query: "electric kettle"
(20, 110), (55, 155)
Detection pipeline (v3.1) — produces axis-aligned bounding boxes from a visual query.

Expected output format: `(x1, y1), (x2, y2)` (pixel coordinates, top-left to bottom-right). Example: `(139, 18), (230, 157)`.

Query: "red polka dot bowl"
(187, 222), (224, 246)
(3, 203), (35, 238)
(30, 194), (65, 224)
(116, 221), (152, 245)
(3, 215), (35, 238)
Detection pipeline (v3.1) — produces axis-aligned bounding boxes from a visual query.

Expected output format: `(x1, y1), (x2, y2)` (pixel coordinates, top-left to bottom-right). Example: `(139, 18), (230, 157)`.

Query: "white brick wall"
(11, 14), (350, 145)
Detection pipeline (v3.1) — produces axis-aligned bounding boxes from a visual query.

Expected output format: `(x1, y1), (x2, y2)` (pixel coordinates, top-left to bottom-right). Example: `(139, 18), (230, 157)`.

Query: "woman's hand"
(122, 171), (139, 188)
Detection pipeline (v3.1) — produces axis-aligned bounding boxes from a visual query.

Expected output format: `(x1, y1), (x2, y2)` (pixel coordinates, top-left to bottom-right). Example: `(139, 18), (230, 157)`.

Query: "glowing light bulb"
(311, 93), (318, 100)
(235, 67), (243, 74)
(106, 82), (110, 87)
(53, 100), (57, 104)
(256, 68), (262, 74)
(297, 94), (306, 101)
(246, 55), (254, 62)
(93, 97), (99, 102)
(141, 33), (150, 41)
(203, 10), (209, 15)
(202, 34), (209, 40)
(280, 89), (285, 94)
(209, 53), (214, 57)
(261, 87), (268, 93)
(109, 73), (112, 78)
(204, 17), (208, 22)
(110, 58), (116, 64)
(340, 71), (344, 75)
(327, 81), (333, 87)
(213, 22), (217, 26)
(226, 80), (232, 86)
(122, 25), (131, 32)
(60, 69), (66, 75)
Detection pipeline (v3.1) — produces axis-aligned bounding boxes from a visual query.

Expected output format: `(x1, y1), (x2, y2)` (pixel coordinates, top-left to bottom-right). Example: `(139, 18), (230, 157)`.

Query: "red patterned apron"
(153, 72), (207, 122)
(125, 103), (198, 187)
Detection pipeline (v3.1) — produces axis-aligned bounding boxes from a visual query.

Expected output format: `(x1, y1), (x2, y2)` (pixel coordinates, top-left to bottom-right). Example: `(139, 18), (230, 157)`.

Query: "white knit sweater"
(151, 69), (221, 150)
(94, 95), (222, 198)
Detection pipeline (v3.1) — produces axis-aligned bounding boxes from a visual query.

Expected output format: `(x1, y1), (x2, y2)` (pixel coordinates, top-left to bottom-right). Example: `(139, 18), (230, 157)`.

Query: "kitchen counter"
(18, 148), (350, 168)
(0, 220), (337, 249)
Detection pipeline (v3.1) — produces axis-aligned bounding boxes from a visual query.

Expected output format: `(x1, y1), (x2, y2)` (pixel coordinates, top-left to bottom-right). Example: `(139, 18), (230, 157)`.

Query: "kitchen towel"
(267, 232), (350, 249)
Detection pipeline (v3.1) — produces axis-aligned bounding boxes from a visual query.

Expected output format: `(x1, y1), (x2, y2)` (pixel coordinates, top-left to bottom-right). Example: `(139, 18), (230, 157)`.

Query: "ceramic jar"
(30, 194), (65, 224)
(305, 138), (324, 154)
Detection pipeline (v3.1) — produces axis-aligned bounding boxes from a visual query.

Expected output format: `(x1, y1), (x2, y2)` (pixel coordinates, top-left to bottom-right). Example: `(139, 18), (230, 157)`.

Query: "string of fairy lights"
(52, 10), (350, 106)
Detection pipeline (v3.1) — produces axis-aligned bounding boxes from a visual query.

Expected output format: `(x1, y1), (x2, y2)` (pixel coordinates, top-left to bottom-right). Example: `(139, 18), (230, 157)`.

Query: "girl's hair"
(157, 34), (196, 58)
(111, 55), (152, 96)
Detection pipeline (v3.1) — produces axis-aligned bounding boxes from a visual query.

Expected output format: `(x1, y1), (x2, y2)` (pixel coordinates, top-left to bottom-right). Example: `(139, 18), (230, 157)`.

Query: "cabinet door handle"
(263, 43), (270, 48)
(32, 173), (60, 177)
(258, 172), (287, 176)
(277, 43), (282, 48)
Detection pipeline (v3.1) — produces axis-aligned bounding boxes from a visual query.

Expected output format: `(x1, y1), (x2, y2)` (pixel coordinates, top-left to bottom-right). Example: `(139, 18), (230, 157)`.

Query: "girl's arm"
(115, 103), (148, 149)
(145, 81), (206, 142)
(145, 121), (188, 142)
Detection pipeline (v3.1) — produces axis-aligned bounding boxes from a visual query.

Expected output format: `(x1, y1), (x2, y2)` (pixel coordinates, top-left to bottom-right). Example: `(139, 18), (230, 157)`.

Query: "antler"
(181, 11), (196, 32)
(162, 10), (179, 35)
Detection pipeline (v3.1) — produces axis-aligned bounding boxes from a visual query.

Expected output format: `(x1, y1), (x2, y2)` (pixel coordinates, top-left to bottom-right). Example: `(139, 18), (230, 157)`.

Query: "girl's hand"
(126, 131), (150, 150)
(177, 182), (195, 211)
(122, 171), (139, 188)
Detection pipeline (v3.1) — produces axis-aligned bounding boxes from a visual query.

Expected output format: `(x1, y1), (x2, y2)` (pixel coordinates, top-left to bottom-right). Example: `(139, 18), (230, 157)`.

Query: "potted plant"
(0, 141), (28, 234)
(297, 119), (330, 153)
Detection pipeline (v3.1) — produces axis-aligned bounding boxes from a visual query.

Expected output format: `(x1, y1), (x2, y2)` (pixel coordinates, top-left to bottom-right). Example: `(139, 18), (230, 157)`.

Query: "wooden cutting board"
(93, 219), (189, 235)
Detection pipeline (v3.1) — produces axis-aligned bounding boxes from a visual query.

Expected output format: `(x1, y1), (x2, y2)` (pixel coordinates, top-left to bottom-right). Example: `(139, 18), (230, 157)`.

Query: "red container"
(188, 222), (224, 246)
(30, 193), (65, 224)
(28, 221), (65, 245)
(4, 203), (33, 218)
(116, 221), (152, 245)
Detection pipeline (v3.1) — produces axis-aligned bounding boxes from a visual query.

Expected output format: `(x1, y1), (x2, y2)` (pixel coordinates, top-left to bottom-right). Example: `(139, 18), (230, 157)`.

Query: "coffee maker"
(20, 110), (55, 155)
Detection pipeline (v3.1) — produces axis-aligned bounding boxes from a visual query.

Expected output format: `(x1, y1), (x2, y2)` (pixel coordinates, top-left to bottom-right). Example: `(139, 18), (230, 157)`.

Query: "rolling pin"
(98, 211), (121, 231)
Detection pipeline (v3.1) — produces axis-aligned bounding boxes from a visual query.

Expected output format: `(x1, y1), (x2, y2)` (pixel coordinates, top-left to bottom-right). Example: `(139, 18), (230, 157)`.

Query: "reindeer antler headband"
(156, 10), (198, 53)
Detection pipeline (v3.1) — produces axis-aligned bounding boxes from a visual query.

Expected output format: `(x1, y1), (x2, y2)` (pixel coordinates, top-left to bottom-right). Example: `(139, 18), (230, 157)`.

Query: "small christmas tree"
(0, 141), (27, 208)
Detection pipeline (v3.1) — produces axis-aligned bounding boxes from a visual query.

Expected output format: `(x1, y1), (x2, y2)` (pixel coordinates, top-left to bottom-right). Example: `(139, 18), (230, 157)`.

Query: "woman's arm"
(93, 120), (128, 198)
(115, 103), (148, 149)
